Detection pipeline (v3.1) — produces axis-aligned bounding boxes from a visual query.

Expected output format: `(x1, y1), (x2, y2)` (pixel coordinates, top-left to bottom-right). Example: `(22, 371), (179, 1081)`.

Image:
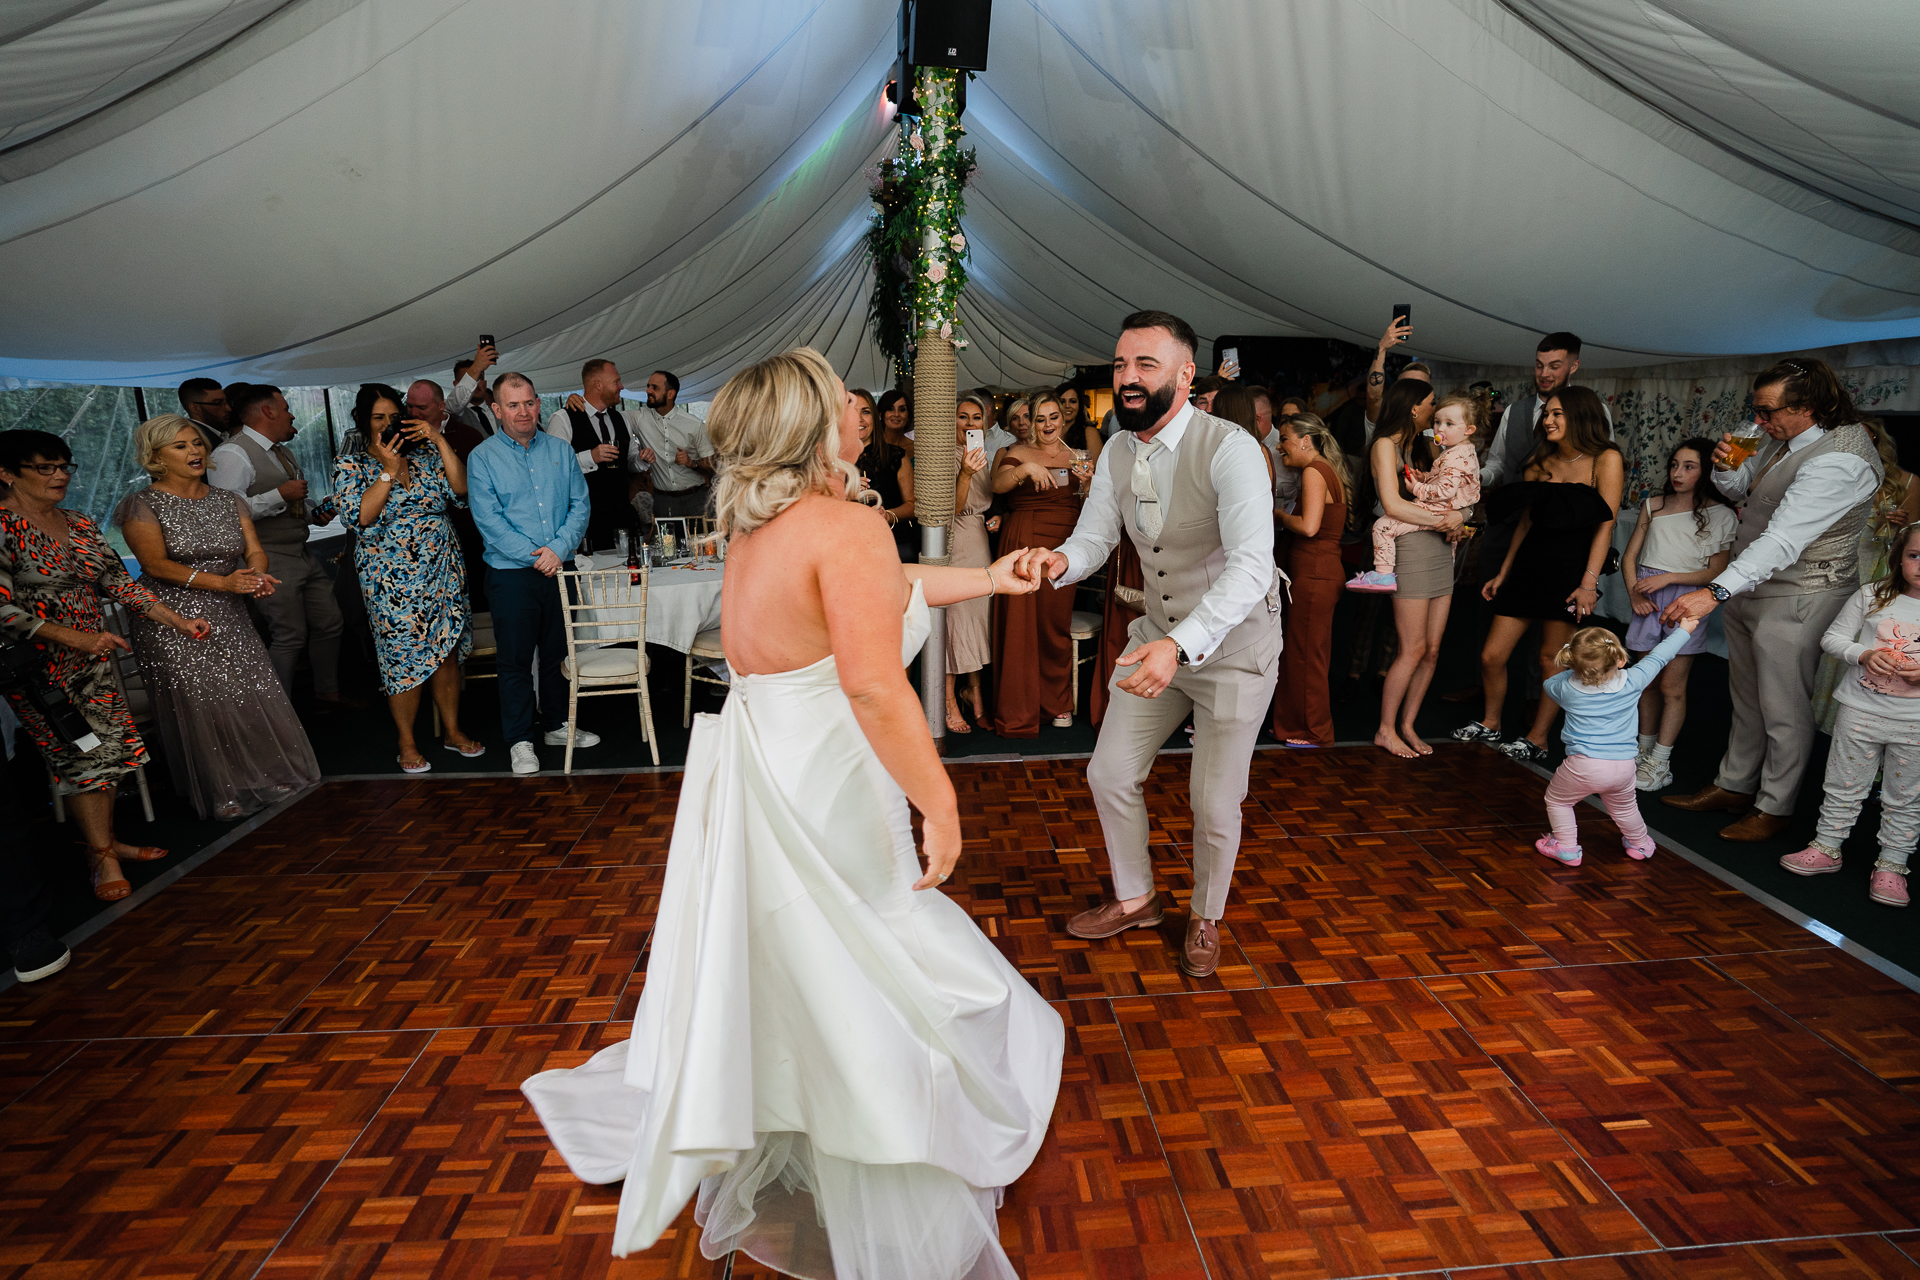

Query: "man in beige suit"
(1662, 358), (1883, 840)
(1025, 310), (1282, 977)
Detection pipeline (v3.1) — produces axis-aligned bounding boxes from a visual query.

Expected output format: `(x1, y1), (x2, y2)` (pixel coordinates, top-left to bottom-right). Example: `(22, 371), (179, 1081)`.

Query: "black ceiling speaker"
(907, 0), (991, 72)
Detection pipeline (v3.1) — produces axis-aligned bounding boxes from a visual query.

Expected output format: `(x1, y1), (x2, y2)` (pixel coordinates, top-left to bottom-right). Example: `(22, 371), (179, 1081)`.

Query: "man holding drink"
(1661, 358), (1884, 841)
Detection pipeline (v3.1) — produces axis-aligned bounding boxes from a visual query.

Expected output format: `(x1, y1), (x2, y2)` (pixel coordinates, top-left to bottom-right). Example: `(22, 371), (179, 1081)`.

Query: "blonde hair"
(1277, 411), (1354, 535)
(707, 347), (862, 536)
(134, 414), (203, 479)
(1431, 392), (1488, 437)
(1556, 626), (1629, 686)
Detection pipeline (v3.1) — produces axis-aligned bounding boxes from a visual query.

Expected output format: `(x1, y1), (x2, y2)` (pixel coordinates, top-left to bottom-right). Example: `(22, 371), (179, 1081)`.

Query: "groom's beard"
(1113, 380), (1176, 434)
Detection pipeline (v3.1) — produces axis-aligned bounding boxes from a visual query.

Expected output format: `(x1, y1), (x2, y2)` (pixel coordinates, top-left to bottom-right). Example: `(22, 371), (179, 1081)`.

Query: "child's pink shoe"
(1624, 839), (1656, 861)
(1780, 846), (1843, 876)
(1870, 870), (1909, 907)
(1345, 570), (1397, 593)
(1534, 835), (1582, 866)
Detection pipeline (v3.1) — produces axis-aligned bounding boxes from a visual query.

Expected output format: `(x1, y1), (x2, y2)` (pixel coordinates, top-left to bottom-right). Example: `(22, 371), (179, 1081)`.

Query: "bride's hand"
(988, 550), (1042, 595)
(914, 818), (961, 891)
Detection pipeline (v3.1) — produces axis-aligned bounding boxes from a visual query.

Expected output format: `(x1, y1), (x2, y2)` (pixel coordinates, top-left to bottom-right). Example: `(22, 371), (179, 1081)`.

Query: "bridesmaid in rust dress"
(989, 393), (1089, 737)
(1271, 412), (1351, 746)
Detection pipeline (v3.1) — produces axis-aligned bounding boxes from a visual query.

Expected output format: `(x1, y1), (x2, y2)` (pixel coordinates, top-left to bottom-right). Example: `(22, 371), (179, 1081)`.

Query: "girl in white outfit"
(1780, 523), (1920, 906)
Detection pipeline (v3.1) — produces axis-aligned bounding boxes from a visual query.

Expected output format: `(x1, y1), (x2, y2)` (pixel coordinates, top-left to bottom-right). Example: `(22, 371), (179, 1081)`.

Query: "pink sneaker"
(1870, 870), (1909, 907)
(1345, 570), (1397, 594)
(1624, 840), (1656, 861)
(1534, 835), (1582, 866)
(1780, 846), (1843, 876)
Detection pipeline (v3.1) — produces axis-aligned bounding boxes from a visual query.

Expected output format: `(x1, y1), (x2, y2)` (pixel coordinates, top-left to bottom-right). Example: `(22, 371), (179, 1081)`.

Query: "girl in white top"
(1780, 522), (1920, 907)
(1618, 438), (1736, 792)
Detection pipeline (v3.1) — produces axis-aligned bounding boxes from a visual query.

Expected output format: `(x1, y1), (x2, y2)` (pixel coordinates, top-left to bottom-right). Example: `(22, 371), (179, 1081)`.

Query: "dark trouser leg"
(489, 566), (543, 746)
(532, 567), (569, 735)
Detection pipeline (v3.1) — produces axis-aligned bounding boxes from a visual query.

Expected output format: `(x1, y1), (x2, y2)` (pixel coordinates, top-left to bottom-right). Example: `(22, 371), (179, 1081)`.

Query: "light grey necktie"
(1132, 438), (1164, 538)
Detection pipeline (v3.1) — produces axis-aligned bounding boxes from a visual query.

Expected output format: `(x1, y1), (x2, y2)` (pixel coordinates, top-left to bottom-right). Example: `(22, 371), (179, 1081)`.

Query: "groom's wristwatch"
(1173, 642), (1191, 666)
(1707, 582), (1731, 603)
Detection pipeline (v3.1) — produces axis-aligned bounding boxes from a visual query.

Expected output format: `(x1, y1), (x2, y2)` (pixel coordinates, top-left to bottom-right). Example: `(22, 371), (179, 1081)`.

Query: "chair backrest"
(559, 565), (649, 665)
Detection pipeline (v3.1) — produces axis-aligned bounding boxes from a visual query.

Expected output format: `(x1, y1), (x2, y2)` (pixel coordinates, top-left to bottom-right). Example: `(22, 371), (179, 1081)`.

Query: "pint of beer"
(1722, 426), (1764, 469)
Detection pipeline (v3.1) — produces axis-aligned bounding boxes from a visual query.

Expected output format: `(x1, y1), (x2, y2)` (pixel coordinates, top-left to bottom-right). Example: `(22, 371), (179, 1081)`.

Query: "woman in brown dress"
(0, 429), (211, 901)
(1270, 412), (1352, 746)
(989, 393), (1090, 736)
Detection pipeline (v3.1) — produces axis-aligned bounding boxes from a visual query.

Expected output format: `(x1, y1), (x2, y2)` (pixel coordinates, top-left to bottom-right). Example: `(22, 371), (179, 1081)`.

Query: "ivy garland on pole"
(865, 68), (975, 382)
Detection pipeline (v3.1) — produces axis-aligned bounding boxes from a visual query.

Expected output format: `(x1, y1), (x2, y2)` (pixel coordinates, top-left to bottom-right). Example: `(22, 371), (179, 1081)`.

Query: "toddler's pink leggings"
(1544, 755), (1652, 853)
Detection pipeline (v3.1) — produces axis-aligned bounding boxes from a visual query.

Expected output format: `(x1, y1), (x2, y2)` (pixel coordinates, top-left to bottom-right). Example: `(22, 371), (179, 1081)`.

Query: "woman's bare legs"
(1634, 652), (1659, 737)
(1520, 620), (1577, 748)
(1653, 653), (1693, 745)
(429, 654), (478, 751)
(1396, 596), (1453, 755)
(68, 785), (124, 888)
(945, 673), (970, 732)
(1378, 596), (1450, 758)
(1475, 615), (1532, 733)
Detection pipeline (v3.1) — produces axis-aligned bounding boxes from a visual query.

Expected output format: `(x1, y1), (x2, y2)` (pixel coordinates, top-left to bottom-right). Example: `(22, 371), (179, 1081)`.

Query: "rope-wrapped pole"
(914, 336), (957, 746)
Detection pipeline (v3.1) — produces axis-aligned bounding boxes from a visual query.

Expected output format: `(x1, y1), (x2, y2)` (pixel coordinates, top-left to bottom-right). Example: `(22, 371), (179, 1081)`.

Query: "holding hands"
(985, 547), (1044, 596)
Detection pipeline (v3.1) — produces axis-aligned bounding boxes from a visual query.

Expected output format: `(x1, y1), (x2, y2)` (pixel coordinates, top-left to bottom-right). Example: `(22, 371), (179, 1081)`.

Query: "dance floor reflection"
(4, 747), (1920, 1279)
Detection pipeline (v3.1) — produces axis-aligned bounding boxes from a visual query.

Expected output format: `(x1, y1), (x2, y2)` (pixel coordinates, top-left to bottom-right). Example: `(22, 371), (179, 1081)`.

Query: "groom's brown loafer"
(1066, 892), (1163, 940)
(1179, 916), (1220, 978)
(1661, 785), (1754, 813)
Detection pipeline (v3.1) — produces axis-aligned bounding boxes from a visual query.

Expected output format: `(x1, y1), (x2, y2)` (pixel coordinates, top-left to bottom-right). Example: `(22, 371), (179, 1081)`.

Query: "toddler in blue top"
(1535, 619), (1697, 866)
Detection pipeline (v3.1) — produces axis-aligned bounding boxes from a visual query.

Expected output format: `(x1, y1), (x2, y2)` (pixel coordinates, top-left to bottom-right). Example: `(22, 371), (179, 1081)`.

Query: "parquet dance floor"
(7, 746), (1920, 1278)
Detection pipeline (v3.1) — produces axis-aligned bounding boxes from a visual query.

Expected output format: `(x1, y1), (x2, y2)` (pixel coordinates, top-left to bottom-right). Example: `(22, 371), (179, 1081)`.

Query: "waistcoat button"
(1162, 594), (1171, 601)
(1157, 570), (1165, 577)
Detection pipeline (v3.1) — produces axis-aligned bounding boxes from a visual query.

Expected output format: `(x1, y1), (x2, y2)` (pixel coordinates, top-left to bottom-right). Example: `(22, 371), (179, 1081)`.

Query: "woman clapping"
(119, 415), (320, 819)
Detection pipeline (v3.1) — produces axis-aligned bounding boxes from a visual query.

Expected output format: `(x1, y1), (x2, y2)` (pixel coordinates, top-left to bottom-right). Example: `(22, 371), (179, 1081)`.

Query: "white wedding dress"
(522, 581), (1064, 1279)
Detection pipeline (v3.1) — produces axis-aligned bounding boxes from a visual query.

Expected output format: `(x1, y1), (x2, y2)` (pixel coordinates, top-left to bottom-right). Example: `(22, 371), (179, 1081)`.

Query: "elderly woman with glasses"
(0, 430), (211, 901)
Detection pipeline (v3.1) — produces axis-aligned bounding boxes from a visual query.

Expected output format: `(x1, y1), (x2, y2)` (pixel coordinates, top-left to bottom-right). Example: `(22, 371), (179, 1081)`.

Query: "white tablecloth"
(576, 553), (724, 653)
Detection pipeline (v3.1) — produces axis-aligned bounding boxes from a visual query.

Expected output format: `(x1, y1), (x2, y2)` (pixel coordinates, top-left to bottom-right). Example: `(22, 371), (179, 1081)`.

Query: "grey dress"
(120, 488), (320, 819)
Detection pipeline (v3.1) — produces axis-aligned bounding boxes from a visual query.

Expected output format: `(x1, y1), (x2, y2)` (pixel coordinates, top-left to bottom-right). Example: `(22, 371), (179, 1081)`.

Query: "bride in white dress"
(522, 348), (1065, 1279)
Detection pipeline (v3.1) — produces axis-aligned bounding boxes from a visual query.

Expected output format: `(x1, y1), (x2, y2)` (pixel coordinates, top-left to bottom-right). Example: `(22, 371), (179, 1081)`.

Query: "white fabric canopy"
(0, 0), (1915, 395)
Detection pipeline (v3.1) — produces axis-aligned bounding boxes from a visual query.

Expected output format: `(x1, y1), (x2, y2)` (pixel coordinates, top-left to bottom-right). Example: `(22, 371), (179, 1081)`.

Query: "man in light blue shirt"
(468, 372), (597, 774)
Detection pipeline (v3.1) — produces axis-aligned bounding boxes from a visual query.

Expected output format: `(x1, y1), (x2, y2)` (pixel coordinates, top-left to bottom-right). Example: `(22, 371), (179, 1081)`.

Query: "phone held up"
(479, 334), (495, 350)
(1391, 303), (1411, 335)
(965, 428), (984, 455)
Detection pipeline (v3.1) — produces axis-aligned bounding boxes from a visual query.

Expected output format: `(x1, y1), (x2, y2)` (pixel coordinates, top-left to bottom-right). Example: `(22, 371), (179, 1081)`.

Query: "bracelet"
(186, 570), (200, 589)
(984, 565), (998, 596)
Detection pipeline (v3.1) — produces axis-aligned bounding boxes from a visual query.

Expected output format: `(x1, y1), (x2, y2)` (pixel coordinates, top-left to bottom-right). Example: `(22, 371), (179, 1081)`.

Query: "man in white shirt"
(1660, 359), (1884, 842)
(208, 384), (356, 711)
(446, 338), (501, 440)
(1023, 310), (1281, 980)
(545, 358), (650, 553)
(634, 370), (715, 519)
(1249, 387), (1294, 510)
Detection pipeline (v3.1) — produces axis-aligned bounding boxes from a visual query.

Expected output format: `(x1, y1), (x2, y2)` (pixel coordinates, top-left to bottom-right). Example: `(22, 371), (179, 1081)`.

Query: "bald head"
(405, 379), (446, 428)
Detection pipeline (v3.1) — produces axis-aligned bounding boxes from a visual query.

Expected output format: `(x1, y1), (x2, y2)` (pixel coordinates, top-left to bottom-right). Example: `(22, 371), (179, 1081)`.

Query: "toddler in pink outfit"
(1347, 399), (1479, 593)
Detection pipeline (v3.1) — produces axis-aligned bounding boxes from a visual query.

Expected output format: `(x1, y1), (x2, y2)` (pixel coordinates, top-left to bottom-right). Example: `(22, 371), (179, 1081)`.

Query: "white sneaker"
(543, 723), (600, 748)
(510, 741), (540, 775)
(1635, 756), (1673, 792)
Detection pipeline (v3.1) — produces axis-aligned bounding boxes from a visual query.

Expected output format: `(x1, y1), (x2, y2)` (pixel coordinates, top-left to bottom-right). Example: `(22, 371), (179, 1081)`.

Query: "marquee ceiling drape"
(0, 0), (1915, 395)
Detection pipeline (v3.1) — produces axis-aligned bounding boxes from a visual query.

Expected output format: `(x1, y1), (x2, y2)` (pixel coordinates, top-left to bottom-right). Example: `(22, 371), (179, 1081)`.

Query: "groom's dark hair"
(1120, 309), (1198, 359)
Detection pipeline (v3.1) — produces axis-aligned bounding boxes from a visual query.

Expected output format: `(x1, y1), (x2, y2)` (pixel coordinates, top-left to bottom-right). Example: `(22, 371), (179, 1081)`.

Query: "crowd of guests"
(4, 326), (1918, 984)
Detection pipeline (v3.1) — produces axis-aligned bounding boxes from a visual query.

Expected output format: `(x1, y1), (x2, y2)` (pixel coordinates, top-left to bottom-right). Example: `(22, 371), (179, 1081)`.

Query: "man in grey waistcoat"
(208, 384), (356, 711)
(1026, 310), (1283, 978)
(1661, 358), (1884, 841)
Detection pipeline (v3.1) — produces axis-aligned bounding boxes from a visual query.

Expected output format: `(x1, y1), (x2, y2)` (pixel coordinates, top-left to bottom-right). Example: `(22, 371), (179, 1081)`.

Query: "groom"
(1024, 310), (1282, 976)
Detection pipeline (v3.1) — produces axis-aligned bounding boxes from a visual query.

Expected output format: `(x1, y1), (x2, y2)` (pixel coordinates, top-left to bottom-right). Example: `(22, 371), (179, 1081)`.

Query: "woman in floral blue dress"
(332, 384), (479, 772)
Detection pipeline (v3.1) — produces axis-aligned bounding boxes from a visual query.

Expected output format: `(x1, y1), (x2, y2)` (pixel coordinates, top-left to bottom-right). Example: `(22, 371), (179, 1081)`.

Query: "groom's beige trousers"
(1087, 614), (1279, 922)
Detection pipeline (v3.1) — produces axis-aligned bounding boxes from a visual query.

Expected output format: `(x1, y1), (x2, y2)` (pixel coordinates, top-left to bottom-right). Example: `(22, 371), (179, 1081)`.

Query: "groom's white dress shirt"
(1051, 402), (1275, 668)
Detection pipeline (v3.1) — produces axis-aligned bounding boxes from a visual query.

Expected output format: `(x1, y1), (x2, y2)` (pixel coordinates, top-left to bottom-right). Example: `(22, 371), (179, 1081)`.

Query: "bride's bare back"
(720, 492), (911, 678)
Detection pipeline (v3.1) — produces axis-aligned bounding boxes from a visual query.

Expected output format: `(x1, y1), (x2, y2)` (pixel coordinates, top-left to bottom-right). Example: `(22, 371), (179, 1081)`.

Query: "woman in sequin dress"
(118, 416), (320, 820)
(331, 384), (477, 772)
(0, 429), (211, 901)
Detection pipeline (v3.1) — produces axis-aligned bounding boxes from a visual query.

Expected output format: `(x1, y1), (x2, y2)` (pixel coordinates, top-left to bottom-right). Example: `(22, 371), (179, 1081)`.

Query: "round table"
(575, 552), (724, 653)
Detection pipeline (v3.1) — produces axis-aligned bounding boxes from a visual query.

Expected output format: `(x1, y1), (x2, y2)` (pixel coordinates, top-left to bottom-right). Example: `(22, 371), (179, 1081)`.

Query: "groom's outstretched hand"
(1019, 548), (1068, 584)
(1116, 637), (1180, 699)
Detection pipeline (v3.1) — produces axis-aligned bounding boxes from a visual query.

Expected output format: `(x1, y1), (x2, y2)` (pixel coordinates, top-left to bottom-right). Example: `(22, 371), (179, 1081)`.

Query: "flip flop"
(397, 755), (433, 774)
(444, 741), (487, 758)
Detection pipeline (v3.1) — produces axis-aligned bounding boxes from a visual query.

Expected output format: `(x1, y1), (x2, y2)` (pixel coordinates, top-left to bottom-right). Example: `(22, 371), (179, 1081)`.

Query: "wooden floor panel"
(9, 747), (1920, 1277)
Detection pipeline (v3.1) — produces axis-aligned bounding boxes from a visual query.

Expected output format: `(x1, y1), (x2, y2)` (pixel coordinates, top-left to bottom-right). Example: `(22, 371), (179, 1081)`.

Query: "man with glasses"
(1660, 357), (1883, 842)
(177, 378), (232, 451)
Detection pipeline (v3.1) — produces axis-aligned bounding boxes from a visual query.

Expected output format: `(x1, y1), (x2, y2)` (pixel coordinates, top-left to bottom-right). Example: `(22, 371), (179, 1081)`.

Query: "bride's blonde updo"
(708, 346), (867, 536)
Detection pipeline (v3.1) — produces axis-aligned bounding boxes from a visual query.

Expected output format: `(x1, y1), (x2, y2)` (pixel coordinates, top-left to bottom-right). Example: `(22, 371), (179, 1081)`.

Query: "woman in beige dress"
(946, 392), (994, 731)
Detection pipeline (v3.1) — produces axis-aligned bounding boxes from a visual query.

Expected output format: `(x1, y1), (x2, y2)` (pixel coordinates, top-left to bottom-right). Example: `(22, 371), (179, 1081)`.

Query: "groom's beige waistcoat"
(1124, 410), (1281, 665)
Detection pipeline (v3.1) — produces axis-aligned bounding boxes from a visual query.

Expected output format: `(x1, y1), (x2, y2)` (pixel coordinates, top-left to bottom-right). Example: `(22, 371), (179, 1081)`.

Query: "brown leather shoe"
(1179, 916), (1220, 978)
(1066, 892), (1163, 940)
(1719, 810), (1791, 843)
(1662, 785), (1755, 813)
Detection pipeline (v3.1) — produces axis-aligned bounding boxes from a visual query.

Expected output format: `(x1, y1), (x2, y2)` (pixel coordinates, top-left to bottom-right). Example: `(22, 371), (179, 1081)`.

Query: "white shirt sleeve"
(1713, 451), (1880, 597)
(1052, 443), (1123, 588)
(546, 409), (595, 475)
(207, 441), (286, 518)
(1167, 430), (1277, 666)
(447, 374), (478, 416)
(1480, 406), (1515, 488)
(1820, 586), (1873, 666)
(624, 410), (652, 472)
